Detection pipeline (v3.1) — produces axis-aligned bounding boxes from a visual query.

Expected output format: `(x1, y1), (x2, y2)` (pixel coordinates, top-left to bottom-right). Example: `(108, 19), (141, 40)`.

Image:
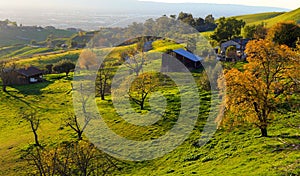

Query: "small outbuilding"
(161, 48), (203, 72)
(7, 66), (44, 85)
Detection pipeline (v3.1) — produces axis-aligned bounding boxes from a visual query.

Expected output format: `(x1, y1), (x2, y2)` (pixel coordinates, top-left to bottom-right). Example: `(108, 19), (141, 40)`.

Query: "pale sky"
(140, 0), (300, 9)
(1, 0), (299, 10)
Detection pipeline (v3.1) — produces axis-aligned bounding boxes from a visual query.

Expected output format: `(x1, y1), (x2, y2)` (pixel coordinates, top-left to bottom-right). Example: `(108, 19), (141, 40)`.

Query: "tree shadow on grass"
(5, 91), (33, 108)
(11, 80), (54, 96)
(263, 135), (300, 152)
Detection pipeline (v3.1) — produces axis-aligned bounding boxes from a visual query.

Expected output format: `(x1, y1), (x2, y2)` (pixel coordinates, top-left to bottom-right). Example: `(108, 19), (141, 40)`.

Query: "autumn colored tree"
(24, 140), (118, 176)
(128, 73), (159, 110)
(219, 39), (300, 137)
(78, 49), (97, 70)
(267, 21), (300, 48)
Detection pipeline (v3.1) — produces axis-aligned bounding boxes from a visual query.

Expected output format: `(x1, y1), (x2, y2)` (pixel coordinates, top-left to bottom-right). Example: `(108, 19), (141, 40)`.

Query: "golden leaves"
(219, 39), (300, 131)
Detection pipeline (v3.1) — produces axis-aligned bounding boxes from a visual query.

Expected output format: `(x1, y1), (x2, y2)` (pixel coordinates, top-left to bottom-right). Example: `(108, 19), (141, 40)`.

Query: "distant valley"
(0, 2), (288, 30)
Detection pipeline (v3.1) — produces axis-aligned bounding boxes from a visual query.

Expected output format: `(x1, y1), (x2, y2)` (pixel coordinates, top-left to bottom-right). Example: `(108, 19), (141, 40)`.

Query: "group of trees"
(243, 23), (268, 39)
(175, 12), (217, 32)
(48, 60), (76, 76)
(211, 17), (246, 42)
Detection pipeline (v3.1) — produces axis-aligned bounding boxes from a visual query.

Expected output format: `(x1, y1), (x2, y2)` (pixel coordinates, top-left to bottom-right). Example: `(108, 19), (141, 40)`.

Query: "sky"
(1, 0), (299, 10)
(140, 0), (299, 9)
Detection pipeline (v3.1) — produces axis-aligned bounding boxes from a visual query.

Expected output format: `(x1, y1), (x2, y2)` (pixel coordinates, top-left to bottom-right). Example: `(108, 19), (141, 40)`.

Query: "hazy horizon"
(0, 1), (296, 30)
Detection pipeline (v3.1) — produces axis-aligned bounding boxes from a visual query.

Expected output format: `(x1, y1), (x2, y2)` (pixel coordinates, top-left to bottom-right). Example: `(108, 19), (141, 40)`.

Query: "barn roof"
(173, 49), (203, 62)
(17, 66), (43, 77)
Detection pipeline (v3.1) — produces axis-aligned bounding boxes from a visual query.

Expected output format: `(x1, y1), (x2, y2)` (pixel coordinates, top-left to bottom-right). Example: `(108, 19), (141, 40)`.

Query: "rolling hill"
(234, 7), (300, 27)
(0, 7), (300, 176)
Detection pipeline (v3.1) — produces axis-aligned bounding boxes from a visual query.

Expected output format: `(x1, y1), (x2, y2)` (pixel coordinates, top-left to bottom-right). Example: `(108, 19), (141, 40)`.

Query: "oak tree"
(53, 59), (75, 76)
(211, 17), (245, 42)
(219, 39), (300, 137)
(128, 73), (159, 110)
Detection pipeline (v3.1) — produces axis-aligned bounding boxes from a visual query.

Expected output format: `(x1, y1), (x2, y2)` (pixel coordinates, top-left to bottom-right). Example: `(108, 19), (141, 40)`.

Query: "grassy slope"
(263, 8), (300, 26)
(0, 28), (75, 47)
(234, 12), (284, 24)
(0, 74), (74, 175)
(0, 40), (299, 175)
(234, 8), (300, 27)
(0, 73), (299, 175)
(0, 46), (58, 59)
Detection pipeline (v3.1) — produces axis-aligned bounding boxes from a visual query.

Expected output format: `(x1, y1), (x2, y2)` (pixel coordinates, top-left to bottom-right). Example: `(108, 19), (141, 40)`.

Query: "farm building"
(161, 48), (203, 72)
(220, 38), (250, 54)
(6, 66), (44, 85)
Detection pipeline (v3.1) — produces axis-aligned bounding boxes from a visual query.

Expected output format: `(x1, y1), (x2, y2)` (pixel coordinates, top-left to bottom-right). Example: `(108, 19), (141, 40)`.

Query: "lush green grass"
(262, 8), (300, 27)
(0, 74), (74, 175)
(121, 111), (300, 175)
(0, 68), (299, 175)
(234, 12), (284, 24)
(151, 39), (185, 52)
(0, 37), (299, 175)
(233, 8), (300, 27)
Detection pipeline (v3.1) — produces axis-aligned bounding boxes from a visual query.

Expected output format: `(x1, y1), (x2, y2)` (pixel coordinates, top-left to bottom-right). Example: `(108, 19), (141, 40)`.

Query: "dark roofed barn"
(8, 66), (44, 85)
(161, 48), (203, 72)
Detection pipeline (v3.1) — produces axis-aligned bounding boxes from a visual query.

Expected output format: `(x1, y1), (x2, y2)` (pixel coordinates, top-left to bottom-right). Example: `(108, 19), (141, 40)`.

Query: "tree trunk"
(2, 85), (6, 92)
(78, 131), (83, 140)
(260, 127), (268, 137)
(140, 102), (144, 110)
(33, 130), (40, 147)
(101, 94), (105, 100)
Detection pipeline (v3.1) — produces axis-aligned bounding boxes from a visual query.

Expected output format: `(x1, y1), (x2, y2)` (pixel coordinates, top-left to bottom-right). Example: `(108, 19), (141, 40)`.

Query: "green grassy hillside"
(234, 12), (284, 24)
(0, 73), (299, 175)
(263, 8), (300, 26)
(0, 24), (299, 175)
(233, 8), (300, 27)
(0, 74), (74, 175)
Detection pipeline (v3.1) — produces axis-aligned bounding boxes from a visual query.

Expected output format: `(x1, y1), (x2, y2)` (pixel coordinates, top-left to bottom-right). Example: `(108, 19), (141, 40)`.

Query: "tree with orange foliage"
(219, 39), (300, 137)
(78, 49), (98, 70)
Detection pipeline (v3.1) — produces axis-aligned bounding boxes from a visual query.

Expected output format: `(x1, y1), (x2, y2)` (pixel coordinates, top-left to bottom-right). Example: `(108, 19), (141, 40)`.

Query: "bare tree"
(96, 63), (113, 100)
(120, 39), (148, 76)
(22, 111), (41, 147)
(121, 50), (146, 76)
(66, 83), (92, 140)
